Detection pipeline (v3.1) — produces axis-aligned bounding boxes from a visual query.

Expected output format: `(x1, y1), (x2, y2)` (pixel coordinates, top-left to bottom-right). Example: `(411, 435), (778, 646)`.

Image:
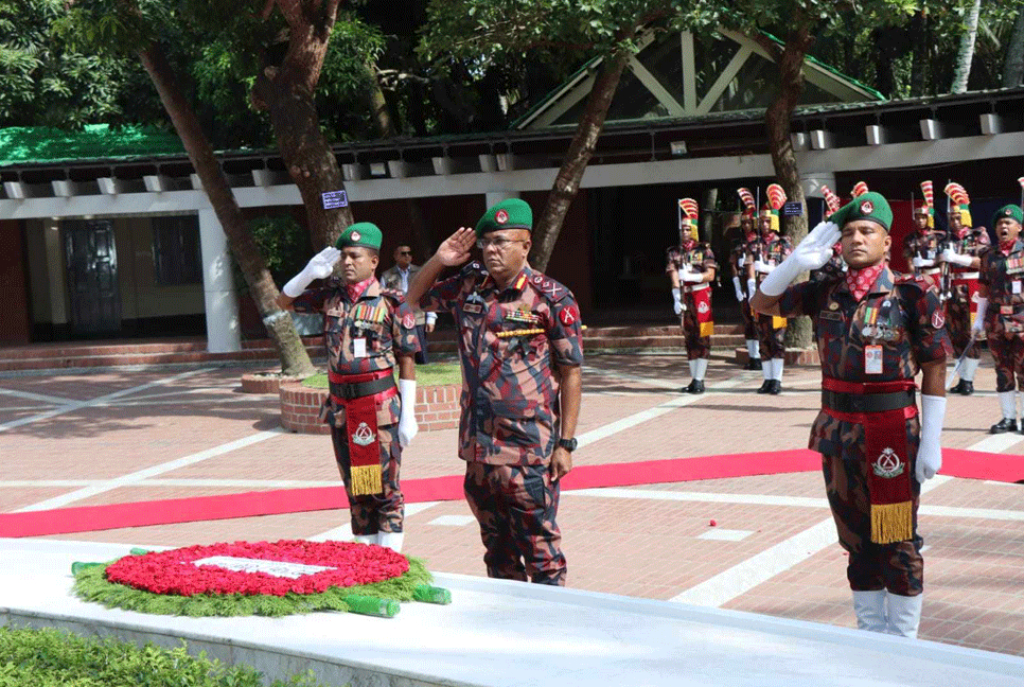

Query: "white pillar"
(485, 191), (520, 209)
(197, 209), (241, 353)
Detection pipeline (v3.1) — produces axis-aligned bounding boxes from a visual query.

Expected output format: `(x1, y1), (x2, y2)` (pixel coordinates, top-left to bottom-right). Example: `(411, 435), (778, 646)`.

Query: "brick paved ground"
(2, 351), (1022, 656)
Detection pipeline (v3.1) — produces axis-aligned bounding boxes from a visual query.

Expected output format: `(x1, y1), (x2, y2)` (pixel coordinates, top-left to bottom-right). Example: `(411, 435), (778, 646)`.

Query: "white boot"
(746, 340), (761, 364)
(852, 590), (888, 633)
(694, 358), (708, 381)
(771, 358), (785, 382)
(1000, 391), (1017, 421)
(761, 360), (772, 381)
(377, 531), (404, 553)
(886, 593), (923, 638)
(353, 534), (376, 546)
(960, 357), (980, 382)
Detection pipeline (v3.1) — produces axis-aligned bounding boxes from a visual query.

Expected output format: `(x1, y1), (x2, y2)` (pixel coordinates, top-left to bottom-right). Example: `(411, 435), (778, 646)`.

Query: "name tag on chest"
(463, 303), (483, 314)
(865, 345), (883, 374)
(353, 338), (367, 358)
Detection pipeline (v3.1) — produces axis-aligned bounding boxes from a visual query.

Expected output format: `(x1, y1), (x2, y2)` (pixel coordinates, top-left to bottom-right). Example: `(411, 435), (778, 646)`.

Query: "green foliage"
(0, 625), (344, 687)
(0, 0), (143, 128)
(72, 556), (434, 618)
(246, 214), (312, 285)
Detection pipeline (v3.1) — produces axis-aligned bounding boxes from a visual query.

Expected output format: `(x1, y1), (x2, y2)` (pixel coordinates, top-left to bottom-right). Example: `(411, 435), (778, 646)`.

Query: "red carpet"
(2, 449), (1020, 538)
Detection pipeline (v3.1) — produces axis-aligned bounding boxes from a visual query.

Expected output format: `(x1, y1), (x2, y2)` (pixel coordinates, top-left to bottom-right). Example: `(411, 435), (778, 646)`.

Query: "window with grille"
(152, 215), (202, 286)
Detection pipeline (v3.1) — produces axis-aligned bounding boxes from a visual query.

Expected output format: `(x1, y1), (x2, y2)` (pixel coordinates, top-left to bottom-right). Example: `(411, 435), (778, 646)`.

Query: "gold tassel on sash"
(349, 465), (383, 496)
(772, 316), (787, 330)
(699, 322), (714, 337)
(870, 501), (913, 545)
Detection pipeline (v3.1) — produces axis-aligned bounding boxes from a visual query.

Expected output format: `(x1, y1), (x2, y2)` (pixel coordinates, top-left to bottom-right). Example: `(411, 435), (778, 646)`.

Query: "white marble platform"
(2, 538), (1022, 687)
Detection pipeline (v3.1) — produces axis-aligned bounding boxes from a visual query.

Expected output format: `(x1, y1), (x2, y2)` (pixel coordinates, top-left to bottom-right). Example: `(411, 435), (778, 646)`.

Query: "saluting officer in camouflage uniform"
(746, 185), (793, 394)
(407, 199), (584, 586)
(667, 198), (718, 393)
(277, 223), (421, 553)
(752, 191), (950, 639)
(731, 188), (762, 370)
(973, 204), (1024, 433)
(939, 183), (990, 395)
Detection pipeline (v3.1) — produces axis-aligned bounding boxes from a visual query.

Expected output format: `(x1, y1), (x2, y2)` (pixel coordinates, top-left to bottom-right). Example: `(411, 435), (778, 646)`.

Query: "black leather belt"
(822, 389), (915, 413)
(330, 375), (395, 401)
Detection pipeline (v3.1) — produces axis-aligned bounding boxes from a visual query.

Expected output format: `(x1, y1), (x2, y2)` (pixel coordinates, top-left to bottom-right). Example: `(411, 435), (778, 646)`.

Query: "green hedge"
(0, 626), (344, 686)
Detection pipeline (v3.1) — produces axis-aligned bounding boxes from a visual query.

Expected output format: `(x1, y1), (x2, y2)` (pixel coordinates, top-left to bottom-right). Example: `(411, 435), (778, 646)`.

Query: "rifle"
(937, 229), (953, 302)
(945, 333), (978, 390)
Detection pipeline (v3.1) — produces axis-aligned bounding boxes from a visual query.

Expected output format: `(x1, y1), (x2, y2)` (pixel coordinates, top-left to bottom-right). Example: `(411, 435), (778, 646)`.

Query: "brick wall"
(279, 382), (461, 435)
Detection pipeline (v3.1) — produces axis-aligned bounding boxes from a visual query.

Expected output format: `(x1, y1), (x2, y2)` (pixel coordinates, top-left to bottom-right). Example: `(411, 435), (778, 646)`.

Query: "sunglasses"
(397, 251), (412, 256)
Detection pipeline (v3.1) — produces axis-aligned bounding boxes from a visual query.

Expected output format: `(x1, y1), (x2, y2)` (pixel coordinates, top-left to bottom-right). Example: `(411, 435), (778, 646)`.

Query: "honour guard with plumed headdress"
(939, 182), (990, 395)
(904, 181), (943, 279)
(668, 198), (719, 393)
(746, 183), (793, 394)
(731, 188), (763, 370)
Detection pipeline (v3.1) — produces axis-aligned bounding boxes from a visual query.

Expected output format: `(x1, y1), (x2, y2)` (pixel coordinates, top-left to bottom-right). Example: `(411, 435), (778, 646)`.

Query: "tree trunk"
(529, 51), (629, 272)
(951, 0), (982, 94)
(759, 25), (813, 350)
(255, 70), (354, 251)
(137, 44), (315, 377)
(701, 188), (718, 245)
(366, 61), (396, 137)
(1003, 6), (1024, 88)
(909, 10), (929, 96)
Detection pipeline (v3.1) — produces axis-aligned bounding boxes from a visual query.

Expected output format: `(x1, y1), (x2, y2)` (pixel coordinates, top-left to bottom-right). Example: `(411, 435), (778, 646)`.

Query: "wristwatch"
(557, 437), (578, 452)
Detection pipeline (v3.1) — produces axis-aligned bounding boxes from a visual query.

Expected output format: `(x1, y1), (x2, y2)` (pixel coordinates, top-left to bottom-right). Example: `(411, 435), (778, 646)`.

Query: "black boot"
(689, 379), (705, 394)
(746, 358), (762, 371)
(949, 379), (967, 395)
(682, 379), (697, 394)
(960, 381), (974, 396)
(757, 380), (772, 394)
(768, 380), (782, 395)
(990, 417), (1019, 434)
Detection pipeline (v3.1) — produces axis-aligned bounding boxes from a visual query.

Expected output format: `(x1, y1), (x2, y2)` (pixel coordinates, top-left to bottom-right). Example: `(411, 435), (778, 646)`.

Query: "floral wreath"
(72, 540), (449, 618)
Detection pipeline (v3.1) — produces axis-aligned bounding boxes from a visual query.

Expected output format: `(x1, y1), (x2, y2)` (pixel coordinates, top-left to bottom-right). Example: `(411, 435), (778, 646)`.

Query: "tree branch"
(272, 0), (308, 30)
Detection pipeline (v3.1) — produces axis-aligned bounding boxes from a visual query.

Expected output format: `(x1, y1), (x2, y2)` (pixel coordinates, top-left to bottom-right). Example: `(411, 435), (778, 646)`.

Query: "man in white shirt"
(381, 244), (437, 364)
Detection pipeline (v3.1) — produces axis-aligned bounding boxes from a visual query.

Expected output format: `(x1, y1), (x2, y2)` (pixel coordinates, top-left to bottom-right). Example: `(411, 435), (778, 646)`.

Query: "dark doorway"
(64, 219), (121, 336)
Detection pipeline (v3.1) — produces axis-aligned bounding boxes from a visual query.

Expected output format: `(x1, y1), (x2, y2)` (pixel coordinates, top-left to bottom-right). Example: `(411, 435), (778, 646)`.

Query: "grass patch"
(304, 362), (462, 389)
(73, 557), (433, 618)
(0, 625), (341, 686)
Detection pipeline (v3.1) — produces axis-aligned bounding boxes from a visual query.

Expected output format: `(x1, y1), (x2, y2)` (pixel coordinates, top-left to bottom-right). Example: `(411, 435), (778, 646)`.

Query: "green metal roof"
(0, 124), (186, 167)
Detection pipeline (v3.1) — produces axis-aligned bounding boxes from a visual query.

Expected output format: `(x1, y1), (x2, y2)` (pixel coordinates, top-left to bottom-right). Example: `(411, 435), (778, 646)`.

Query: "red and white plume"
(737, 187), (756, 213)
(821, 184), (841, 216)
(766, 183), (787, 211)
(852, 181), (869, 198)
(920, 180), (934, 209)
(679, 198), (699, 222)
(1017, 176), (1024, 190)
(945, 182), (970, 205)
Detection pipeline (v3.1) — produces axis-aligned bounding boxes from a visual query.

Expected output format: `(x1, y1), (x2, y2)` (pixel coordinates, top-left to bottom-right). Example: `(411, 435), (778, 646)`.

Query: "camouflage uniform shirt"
(777, 267), (951, 454)
(420, 264), (584, 466)
(979, 238), (1024, 338)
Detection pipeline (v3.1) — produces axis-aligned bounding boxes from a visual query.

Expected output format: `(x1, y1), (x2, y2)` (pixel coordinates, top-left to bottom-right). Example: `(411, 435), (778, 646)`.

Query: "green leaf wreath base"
(72, 556), (434, 618)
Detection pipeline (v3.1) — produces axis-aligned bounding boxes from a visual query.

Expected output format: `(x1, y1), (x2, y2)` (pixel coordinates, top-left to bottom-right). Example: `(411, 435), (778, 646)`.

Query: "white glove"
(398, 379), (418, 447)
(671, 288), (683, 315)
(759, 221), (841, 297)
(753, 259), (774, 275)
(425, 312), (437, 326)
(916, 394), (945, 483)
(679, 265), (703, 283)
(912, 256), (935, 268)
(283, 247), (341, 297)
(941, 248), (972, 267)
(971, 297), (988, 335)
(737, 254), (746, 268)
(747, 278), (757, 303)
(732, 276), (744, 302)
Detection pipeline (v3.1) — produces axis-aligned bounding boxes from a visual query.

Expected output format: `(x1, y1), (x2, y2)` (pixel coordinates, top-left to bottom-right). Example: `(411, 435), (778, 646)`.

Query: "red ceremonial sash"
(328, 369), (397, 496)
(689, 287), (714, 337)
(821, 377), (917, 545)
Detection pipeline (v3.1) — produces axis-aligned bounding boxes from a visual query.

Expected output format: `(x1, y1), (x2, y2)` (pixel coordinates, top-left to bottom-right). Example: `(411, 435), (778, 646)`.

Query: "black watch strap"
(558, 437), (577, 452)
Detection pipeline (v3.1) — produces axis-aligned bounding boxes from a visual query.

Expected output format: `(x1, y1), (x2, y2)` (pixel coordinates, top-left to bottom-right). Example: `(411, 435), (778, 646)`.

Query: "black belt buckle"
(340, 383), (358, 400)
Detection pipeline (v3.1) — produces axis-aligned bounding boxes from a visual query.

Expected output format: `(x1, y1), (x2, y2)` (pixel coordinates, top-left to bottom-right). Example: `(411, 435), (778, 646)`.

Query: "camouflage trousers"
(988, 334), (1024, 393)
(330, 424), (404, 535)
(678, 304), (711, 360)
(820, 418), (924, 596)
(756, 314), (786, 360)
(463, 462), (566, 586)
(740, 298), (757, 340)
(946, 287), (980, 359)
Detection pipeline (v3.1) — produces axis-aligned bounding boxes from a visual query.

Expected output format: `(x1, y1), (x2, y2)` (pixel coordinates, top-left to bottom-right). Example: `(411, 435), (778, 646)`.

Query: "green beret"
(830, 191), (892, 231)
(993, 204), (1023, 227)
(335, 222), (382, 251)
(475, 198), (532, 238)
